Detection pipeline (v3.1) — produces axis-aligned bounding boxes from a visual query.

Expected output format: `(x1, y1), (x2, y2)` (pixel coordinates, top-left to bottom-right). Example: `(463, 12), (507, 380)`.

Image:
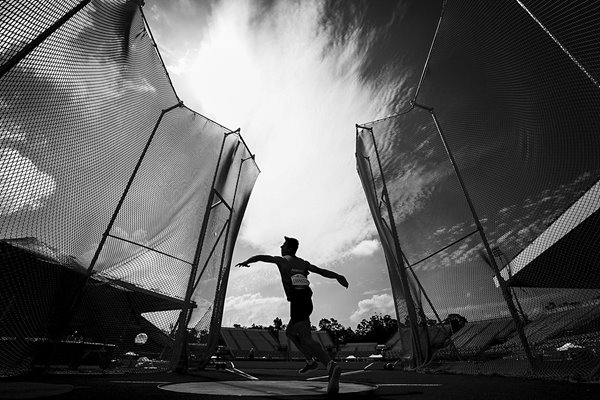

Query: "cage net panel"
(188, 139), (259, 365)
(0, 0), (259, 376)
(357, 123), (436, 365)
(357, 0), (600, 379)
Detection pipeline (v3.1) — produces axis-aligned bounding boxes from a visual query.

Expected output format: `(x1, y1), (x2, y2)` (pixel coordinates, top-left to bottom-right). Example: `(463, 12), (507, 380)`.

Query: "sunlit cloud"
(0, 148), (56, 215)
(226, 263), (281, 294)
(151, 1), (408, 265)
(349, 239), (380, 257)
(222, 293), (288, 327)
(350, 293), (395, 324)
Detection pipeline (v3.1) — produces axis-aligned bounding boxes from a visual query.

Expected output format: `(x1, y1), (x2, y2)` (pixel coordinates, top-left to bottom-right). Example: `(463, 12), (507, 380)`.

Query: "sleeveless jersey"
(278, 255), (312, 301)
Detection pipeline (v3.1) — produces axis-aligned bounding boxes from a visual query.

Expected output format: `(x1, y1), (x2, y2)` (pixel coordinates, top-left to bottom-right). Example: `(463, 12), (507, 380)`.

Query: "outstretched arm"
(236, 255), (281, 268)
(307, 264), (349, 288)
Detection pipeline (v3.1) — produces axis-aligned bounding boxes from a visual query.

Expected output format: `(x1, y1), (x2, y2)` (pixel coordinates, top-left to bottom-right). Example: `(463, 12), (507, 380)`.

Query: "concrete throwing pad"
(159, 380), (375, 396)
(0, 382), (74, 399)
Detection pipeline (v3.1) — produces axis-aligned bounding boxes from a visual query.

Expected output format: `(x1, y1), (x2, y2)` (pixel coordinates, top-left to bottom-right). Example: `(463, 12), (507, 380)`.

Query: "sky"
(143, 0), (443, 329)
(2, 0), (598, 333)
(142, 0), (600, 330)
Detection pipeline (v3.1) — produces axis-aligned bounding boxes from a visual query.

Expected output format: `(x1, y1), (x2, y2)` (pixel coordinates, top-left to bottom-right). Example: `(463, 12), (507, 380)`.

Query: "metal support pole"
(415, 102), (535, 370)
(364, 125), (427, 366)
(200, 146), (251, 368)
(356, 126), (408, 356)
(173, 129), (236, 373)
(87, 102), (183, 274)
(0, 0), (91, 80)
(401, 251), (462, 360)
(413, 0), (448, 101)
(211, 151), (246, 316)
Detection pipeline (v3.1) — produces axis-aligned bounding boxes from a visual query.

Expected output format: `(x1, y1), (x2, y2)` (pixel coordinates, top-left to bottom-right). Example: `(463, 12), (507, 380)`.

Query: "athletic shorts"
(289, 291), (313, 324)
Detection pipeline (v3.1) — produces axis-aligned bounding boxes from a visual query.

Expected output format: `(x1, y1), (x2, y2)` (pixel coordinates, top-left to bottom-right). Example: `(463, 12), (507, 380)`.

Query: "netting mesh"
(0, 0), (258, 376)
(357, 0), (600, 380)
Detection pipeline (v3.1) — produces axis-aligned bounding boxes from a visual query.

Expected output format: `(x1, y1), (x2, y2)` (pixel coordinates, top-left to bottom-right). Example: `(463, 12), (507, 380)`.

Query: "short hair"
(284, 236), (299, 253)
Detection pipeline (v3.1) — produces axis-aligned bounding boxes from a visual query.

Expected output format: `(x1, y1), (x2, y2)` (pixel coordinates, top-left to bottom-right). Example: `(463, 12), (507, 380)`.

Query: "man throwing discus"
(236, 236), (349, 395)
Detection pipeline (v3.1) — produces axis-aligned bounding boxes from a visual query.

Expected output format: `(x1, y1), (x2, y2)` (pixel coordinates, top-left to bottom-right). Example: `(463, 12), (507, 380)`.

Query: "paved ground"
(1, 361), (599, 399)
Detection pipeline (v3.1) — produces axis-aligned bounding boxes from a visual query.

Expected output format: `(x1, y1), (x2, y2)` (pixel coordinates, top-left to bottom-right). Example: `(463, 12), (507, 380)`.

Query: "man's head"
(280, 236), (299, 256)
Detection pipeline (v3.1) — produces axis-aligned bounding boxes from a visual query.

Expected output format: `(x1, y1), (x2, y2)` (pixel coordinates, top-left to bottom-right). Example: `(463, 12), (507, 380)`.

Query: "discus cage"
(356, 0), (600, 380)
(0, 0), (259, 376)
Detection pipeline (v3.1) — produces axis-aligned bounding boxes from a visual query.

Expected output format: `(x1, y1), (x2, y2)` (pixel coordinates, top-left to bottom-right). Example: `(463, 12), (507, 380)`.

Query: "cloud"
(222, 293), (288, 327)
(0, 148), (56, 215)
(349, 293), (395, 324)
(349, 239), (380, 257)
(148, 1), (409, 265)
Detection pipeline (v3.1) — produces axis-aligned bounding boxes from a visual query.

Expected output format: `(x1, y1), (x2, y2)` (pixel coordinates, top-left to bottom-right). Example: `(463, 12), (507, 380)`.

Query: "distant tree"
(355, 314), (398, 343)
(272, 317), (283, 331)
(319, 318), (353, 345)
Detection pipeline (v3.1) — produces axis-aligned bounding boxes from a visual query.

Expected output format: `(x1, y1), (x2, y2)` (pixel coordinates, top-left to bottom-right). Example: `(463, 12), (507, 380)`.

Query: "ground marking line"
(306, 369), (371, 381)
(377, 383), (442, 387)
(227, 361), (259, 381)
(111, 381), (171, 384)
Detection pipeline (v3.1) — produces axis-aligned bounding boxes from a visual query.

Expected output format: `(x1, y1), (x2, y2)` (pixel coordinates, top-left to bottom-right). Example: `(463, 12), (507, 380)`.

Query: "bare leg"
(286, 320), (330, 367)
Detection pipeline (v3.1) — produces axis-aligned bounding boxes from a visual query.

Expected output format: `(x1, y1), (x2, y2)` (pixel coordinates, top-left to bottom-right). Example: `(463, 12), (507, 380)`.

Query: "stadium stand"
(446, 319), (515, 358)
(337, 342), (378, 359)
(220, 328), (280, 359)
(314, 331), (335, 351)
(276, 330), (335, 360)
(491, 303), (600, 353)
(385, 326), (451, 361)
(0, 238), (187, 372)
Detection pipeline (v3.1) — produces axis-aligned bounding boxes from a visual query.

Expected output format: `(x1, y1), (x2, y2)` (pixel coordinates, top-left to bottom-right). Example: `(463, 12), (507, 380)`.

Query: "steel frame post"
(414, 102), (535, 370)
(215, 153), (252, 312)
(357, 124), (427, 366)
(356, 131), (406, 346)
(204, 150), (249, 366)
(87, 102), (183, 274)
(173, 129), (236, 373)
(0, 0), (92, 80)
(401, 252), (462, 360)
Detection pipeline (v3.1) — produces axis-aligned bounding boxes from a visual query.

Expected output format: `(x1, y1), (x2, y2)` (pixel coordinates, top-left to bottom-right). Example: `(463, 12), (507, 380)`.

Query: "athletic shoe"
(298, 360), (318, 374)
(327, 361), (341, 395)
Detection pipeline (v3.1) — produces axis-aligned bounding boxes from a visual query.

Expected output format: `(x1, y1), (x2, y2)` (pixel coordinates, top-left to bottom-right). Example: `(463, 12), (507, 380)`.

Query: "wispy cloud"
(150, 1), (410, 265)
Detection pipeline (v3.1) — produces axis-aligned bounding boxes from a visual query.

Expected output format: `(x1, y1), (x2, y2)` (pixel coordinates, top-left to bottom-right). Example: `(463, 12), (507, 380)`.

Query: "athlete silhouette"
(236, 236), (349, 394)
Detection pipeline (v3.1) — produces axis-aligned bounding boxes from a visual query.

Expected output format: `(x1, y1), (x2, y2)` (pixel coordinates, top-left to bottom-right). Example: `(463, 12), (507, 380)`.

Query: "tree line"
(233, 312), (468, 345)
(232, 313), (455, 345)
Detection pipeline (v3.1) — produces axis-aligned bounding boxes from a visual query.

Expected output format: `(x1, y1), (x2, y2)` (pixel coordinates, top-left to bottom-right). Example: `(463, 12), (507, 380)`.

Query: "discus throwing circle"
(159, 380), (375, 396)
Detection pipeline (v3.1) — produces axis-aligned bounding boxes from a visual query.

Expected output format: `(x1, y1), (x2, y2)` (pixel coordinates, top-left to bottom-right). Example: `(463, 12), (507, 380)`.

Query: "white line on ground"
(226, 362), (260, 381)
(225, 368), (260, 380)
(306, 369), (371, 381)
(111, 381), (171, 384)
(377, 383), (442, 387)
